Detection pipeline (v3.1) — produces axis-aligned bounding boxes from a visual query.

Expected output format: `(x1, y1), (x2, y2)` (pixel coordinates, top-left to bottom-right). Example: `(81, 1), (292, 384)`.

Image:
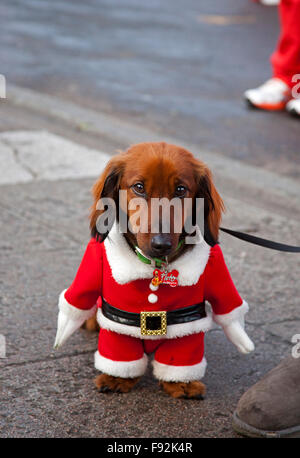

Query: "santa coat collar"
(104, 223), (211, 286)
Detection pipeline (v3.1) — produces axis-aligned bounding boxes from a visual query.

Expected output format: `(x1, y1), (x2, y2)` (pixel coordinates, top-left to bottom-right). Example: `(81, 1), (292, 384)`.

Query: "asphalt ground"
(0, 128), (299, 438)
(1, 0), (299, 178)
(0, 0), (299, 440)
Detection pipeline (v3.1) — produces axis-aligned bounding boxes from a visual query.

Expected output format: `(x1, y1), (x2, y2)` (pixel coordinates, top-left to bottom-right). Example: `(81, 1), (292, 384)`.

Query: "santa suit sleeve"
(204, 244), (254, 354)
(54, 238), (102, 348)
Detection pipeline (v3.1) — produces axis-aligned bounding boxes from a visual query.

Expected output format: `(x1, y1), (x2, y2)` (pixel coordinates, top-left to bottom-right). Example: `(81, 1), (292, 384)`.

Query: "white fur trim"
(97, 305), (212, 340)
(170, 232), (210, 286)
(213, 300), (249, 327)
(104, 222), (211, 286)
(94, 351), (148, 378)
(58, 289), (97, 321)
(152, 357), (207, 382)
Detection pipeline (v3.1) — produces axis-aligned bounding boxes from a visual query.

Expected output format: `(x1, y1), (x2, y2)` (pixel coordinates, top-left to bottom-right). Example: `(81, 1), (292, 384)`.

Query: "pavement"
(1, 0), (300, 179)
(0, 85), (299, 438)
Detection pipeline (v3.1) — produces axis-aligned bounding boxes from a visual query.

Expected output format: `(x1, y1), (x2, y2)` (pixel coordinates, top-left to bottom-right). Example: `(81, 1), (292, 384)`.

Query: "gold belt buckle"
(140, 311), (167, 336)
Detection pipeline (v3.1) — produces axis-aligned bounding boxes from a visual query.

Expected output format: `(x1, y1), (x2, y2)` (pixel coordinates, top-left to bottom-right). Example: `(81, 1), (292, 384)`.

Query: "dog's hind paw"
(159, 380), (206, 399)
(94, 373), (140, 393)
(81, 315), (99, 332)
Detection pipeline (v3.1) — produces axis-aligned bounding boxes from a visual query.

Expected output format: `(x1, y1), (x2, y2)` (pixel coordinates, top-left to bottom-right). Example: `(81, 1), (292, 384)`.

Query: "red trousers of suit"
(271, 0), (300, 88)
(96, 329), (206, 382)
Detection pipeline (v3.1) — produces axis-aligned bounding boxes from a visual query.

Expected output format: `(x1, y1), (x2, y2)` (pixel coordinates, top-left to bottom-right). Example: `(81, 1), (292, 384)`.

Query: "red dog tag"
(152, 268), (179, 287)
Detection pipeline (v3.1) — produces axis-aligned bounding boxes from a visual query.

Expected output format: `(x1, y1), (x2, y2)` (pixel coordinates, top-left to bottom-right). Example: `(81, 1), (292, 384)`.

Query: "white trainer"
(286, 98), (300, 118)
(255, 0), (280, 5)
(244, 78), (291, 111)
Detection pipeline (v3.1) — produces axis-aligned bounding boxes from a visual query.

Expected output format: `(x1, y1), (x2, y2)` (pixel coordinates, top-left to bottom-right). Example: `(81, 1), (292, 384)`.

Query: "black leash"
(220, 227), (300, 253)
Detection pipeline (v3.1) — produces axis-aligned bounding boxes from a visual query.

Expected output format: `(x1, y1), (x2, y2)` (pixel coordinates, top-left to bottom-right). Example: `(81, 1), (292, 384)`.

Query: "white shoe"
(286, 98), (300, 118)
(255, 0), (280, 5)
(244, 78), (291, 111)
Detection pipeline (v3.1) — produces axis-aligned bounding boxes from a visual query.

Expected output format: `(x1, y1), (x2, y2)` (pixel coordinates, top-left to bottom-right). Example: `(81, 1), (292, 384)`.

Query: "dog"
(54, 142), (254, 399)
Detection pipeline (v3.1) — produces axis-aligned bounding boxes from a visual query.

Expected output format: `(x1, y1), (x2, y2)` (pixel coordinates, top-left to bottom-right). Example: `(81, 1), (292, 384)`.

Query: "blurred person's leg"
(245, 0), (300, 114)
(271, 0), (300, 88)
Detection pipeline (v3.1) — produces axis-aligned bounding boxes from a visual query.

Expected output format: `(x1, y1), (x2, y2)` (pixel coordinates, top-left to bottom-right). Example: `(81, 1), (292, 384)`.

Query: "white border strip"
(58, 289), (97, 321)
(94, 351), (148, 378)
(213, 300), (249, 328)
(152, 357), (207, 382)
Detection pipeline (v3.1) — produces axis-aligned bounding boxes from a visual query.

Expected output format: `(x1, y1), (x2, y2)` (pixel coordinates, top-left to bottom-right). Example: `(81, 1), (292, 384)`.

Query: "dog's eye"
(132, 182), (145, 196)
(174, 185), (187, 198)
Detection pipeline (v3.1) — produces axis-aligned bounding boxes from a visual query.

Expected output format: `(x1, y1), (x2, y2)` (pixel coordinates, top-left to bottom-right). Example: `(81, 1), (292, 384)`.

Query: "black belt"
(101, 299), (206, 336)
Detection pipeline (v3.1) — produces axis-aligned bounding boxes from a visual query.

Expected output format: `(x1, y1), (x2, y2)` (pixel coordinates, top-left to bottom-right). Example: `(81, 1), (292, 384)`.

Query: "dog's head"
(90, 142), (224, 258)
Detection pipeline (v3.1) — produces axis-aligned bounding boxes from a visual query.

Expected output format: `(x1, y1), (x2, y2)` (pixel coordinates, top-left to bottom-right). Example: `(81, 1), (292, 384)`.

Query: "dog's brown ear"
(90, 154), (125, 241)
(194, 162), (225, 245)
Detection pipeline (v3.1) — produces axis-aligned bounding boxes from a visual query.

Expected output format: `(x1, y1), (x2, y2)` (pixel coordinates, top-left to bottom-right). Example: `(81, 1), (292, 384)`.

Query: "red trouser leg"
(95, 329), (148, 378)
(95, 329), (206, 382)
(271, 0), (300, 88)
(152, 332), (206, 382)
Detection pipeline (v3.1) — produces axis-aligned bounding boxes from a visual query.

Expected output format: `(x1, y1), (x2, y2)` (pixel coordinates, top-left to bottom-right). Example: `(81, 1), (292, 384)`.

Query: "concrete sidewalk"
(0, 96), (299, 437)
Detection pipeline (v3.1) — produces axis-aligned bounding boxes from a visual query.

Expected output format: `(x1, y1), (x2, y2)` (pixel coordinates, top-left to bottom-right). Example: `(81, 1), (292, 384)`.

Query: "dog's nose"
(151, 234), (172, 256)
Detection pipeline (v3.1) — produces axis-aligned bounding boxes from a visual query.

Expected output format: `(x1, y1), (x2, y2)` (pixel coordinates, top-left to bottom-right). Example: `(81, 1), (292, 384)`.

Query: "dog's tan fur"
(159, 380), (206, 399)
(81, 315), (99, 332)
(94, 374), (140, 393)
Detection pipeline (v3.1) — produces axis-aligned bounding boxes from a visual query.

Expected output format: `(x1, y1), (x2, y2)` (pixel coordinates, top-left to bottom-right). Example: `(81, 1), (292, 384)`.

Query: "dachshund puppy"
(54, 142), (254, 399)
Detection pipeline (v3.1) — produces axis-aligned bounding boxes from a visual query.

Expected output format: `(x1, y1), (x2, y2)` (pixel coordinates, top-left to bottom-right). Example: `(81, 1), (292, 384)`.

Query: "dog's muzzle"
(101, 299), (206, 337)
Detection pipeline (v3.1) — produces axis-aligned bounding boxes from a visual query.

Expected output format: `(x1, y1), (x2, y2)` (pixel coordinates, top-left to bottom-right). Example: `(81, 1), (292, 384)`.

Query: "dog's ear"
(90, 154), (125, 242)
(194, 162), (225, 246)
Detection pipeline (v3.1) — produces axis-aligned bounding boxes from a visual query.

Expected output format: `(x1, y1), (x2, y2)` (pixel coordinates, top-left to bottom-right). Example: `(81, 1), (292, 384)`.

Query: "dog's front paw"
(94, 373), (140, 393)
(159, 380), (206, 399)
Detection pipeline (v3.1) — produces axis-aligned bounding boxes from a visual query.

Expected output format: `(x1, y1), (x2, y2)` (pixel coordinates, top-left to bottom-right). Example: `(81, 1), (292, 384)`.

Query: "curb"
(6, 84), (300, 207)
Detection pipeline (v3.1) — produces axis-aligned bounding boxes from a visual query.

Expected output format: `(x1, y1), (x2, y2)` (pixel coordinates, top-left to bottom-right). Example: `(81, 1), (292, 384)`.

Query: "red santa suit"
(54, 223), (254, 382)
